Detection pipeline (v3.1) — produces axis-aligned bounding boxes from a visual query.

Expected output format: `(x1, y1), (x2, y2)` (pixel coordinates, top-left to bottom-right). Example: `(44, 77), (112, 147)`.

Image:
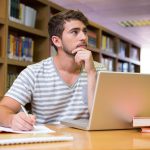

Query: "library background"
(0, 0), (141, 98)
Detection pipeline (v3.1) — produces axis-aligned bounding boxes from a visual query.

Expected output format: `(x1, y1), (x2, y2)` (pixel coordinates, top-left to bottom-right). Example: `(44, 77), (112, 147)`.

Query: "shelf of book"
(7, 59), (33, 67)
(87, 23), (100, 49)
(101, 50), (117, 59)
(117, 55), (130, 62)
(0, 0), (51, 97)
(0, 0), (141, 97)
(8, 21), (48, 37)
(129, 58), (140, 66)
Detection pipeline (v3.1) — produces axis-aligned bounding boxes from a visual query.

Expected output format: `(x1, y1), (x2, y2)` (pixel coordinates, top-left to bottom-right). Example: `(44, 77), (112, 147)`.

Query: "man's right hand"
(10, 112), (36, 131)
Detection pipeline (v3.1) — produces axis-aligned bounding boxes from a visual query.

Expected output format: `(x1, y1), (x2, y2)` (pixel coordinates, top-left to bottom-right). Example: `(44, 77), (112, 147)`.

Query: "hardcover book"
(133, 117), (150, 127)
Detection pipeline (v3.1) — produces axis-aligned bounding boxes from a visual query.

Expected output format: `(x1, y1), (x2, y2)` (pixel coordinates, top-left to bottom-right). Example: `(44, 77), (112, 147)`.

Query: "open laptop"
(61, 71), (150, 130)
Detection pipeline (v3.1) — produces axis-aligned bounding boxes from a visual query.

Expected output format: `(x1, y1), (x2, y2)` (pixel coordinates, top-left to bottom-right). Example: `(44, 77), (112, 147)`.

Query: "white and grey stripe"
(5, 57), (106, 124)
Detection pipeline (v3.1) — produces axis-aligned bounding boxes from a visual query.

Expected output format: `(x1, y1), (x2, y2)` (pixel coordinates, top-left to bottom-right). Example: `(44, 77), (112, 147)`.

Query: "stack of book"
(133, 117), (150, 133)
(8, 0), (37, 28)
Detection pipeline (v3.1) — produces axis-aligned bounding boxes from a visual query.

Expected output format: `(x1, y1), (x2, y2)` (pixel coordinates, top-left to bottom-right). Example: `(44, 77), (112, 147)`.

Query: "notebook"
(0, 125), (54, 134)
(0, 133), (73, 145)
(61, 71), (150, 130)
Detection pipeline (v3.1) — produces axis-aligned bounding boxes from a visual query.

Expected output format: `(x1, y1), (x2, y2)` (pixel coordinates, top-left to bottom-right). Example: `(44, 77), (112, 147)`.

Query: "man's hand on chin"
(72, 47), (96, 73)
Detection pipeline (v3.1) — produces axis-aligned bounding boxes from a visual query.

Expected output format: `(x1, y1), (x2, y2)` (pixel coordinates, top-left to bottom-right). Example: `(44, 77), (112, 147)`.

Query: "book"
(24, 6), (37, 28)
(87, 29), (97, 48)
(0, 133), (73, 145)
(133, 117), (150, 127)
(130, 47), (139, 60)
(141, 127), (150, 133)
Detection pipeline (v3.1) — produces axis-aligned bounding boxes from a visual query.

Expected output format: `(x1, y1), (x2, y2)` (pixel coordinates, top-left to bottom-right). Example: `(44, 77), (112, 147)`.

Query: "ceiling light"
(119, 20), (150, 27)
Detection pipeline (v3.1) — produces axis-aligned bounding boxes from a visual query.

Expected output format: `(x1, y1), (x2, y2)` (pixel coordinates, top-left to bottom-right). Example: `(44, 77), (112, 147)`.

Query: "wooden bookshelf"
(7, 59), (33, 67)
(8, 21), (48, 37)
(81, 19), (140, 72)
(0, 18), (5, 25)
(0, 58), (4, 64)
(0, 0), (141, 98)
(0, 0), (52, 97)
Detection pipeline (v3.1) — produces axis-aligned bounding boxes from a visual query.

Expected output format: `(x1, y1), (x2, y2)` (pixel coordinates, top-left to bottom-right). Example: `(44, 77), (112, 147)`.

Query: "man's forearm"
(0, 105), (14, 127)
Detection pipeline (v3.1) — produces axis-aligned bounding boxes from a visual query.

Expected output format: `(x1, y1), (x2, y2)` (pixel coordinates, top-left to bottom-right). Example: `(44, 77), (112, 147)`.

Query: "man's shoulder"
(94, 61), (107, 71)
(22, 57), (54, 77)
(81, 61), (106, 74)
(27, 57), (53, 70)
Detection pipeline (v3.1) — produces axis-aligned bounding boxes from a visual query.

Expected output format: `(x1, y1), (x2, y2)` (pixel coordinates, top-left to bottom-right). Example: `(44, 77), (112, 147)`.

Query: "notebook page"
(0, 125), (55, 134)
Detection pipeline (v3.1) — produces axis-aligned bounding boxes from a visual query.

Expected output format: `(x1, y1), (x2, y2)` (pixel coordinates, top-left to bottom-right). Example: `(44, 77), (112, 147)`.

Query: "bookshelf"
(0, 0), (51, 97)
(85, 20), (141, 72)
(0, 0), (141, 98)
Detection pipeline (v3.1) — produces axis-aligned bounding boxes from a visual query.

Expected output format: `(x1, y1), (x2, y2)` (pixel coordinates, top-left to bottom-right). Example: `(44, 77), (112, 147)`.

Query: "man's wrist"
(8, 114), (15, 128)
(87, 69), (96, 77)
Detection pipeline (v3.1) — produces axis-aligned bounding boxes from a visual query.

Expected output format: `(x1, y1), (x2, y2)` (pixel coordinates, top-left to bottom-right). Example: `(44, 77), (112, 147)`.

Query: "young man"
(0, 10), (106, 131)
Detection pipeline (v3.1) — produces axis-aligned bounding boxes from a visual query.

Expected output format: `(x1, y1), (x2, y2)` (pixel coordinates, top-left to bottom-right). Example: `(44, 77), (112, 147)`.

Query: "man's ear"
(51, 36), (62, 48)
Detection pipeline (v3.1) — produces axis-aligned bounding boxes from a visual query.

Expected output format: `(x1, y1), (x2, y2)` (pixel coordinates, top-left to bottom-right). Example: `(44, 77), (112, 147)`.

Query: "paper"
(0, 125), (55, 134)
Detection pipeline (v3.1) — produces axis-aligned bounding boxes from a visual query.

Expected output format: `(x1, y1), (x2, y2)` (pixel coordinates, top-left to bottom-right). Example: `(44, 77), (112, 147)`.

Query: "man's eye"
(72, 30), (78, 35)
(83, 29), (87, 34)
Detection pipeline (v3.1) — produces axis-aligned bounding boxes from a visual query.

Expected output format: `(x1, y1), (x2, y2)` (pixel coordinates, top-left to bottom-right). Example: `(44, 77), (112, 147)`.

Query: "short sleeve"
(5, 67), (35, 105)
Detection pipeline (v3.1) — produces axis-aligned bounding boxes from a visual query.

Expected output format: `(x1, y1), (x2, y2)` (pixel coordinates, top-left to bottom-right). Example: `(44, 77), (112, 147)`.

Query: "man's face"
(61, 20), (88, 56)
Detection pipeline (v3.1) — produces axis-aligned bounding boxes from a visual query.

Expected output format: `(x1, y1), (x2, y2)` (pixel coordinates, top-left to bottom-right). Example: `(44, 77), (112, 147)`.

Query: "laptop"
(61, 71), (150, 130)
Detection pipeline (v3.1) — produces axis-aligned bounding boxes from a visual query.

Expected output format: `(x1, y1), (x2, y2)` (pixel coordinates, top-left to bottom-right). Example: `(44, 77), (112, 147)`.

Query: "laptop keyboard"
(63, 119), (89, 128)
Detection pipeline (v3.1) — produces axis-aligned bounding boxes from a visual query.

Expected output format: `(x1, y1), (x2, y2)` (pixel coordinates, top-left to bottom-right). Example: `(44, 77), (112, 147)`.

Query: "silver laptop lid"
(88, 72), (150, 130)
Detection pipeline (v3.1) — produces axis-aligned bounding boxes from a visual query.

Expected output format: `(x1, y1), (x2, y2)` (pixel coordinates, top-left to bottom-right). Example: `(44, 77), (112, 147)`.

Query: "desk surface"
(0, 125), (150, 149)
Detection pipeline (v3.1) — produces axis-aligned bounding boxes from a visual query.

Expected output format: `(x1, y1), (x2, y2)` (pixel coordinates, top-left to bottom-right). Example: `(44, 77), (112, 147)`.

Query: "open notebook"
(0, 125), (54, 134)
(0, 125), (73, 145)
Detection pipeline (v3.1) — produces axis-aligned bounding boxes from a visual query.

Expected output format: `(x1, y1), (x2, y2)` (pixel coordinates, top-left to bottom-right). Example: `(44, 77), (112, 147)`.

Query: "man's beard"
(63, 47), (76, 57)
(62, 42), (87, 57)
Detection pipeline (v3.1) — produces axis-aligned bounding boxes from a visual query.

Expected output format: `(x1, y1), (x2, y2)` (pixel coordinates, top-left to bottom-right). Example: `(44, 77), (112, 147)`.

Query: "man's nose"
(79, 31), (87, 41)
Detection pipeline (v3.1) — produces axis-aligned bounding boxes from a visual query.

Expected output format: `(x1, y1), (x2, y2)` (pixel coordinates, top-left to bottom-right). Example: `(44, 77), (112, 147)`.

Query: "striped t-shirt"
(5, 57), (106, 124)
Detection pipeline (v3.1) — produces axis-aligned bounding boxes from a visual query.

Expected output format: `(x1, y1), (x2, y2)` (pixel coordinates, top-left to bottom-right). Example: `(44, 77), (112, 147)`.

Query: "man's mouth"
(77, 44), (87, 48)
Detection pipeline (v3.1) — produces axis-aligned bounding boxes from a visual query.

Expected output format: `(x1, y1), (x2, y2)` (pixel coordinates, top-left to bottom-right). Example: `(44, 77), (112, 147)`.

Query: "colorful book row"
(7, 34), (34, 62)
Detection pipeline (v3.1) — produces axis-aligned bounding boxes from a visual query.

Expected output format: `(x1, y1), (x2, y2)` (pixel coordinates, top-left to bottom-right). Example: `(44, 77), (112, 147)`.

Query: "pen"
(21, 105), (36, 128)
(21, 105), (29, 116)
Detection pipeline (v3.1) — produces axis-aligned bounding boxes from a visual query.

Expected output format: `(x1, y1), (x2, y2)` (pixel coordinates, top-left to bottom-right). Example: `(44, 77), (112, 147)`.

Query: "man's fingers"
(72, 47), (87, 54)
(11, 112), (35, 131)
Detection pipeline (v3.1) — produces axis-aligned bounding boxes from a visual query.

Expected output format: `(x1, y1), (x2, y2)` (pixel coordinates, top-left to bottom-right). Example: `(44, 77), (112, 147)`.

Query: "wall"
(141, 45), (150, 73)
